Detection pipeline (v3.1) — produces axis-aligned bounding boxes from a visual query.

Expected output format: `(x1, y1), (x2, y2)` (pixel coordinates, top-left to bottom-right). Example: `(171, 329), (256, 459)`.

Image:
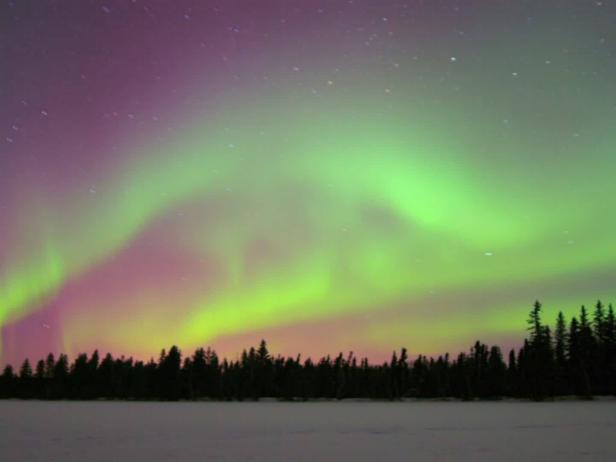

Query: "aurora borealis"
(1, 1), (616, 366)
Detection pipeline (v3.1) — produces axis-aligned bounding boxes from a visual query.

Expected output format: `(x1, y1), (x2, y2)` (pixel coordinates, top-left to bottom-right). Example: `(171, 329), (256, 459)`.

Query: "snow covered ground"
(1, 400), (615, 461)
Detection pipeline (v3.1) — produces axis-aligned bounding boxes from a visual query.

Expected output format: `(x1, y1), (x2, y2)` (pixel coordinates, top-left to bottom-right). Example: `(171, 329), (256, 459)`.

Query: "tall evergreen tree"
(593, 301), (607, 393)
(593, 301), (606, 343)
(52, 354), (69, 399)
(159, 346), (182, 400)
(605, 304), (616, 394)
(486, 346), (506, 398)
(191, 348), (208, 398)
(0, 365), (16, 398)
(554, 311), (568, 367)
(527, 300), (543, 343)
(568, 316), (591, 398)
(256, 340), (272, 397)
(524, 302), (555, 400)
(18, 359), (33, 399)
(44, 353), (55, 379)
(578, 305), (597, 395)
(507, 349), (518, 396)
(554, 311), (569, 394)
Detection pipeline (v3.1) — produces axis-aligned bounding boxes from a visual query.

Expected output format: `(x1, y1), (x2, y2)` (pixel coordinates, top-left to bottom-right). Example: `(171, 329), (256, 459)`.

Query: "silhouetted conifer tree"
(606, 304), (616, 394)
(159, 346), (182, 400)
(578, 306), (596, 397)
(593, 301), (607, 394)
(18, 359), (33, 399)
(554, 311), (569, 395)
(486, 346), (506, 398)
(506, 349), (518, 396)
(0, 365), (15, 398)
(523, 302), (556, 400)
(52, 354), (69, 399)
(34, 359), (46, 398)
(256, 340), (272, 398)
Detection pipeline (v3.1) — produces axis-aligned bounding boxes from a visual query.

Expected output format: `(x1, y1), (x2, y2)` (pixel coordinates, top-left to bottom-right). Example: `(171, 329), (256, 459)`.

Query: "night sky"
(1, 0), (616, 365)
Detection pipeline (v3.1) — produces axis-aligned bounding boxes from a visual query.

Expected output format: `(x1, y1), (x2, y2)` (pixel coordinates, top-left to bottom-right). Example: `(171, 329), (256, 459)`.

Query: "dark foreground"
(1, 400), (616, 461)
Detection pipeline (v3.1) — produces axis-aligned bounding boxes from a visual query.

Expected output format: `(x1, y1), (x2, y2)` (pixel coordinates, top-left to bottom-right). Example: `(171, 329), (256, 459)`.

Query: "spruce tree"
(555, 311), (568, 368)
(487, 346), (506, 398)
(525, 302), (554, 400)
(0, 365), (15, 398)
(593, 301), (606, 343)
(507, 349), (518, 397)
(192, 348), (207, 398)
(554, 311), (568, 394)
(578, 305), (597, 395)
(593, 301), (607, 393)
(19, 359), (33, 399)
(527, 300), (543, 343)
(159, 346), (182, 400)
(605, 305), (616, 394)
(35, 359), (46, 398)
(52, 354), (69, 399)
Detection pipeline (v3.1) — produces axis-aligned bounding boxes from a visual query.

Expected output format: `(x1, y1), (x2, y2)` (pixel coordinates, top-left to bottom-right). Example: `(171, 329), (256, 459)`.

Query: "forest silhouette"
(1, 301), (615, 401)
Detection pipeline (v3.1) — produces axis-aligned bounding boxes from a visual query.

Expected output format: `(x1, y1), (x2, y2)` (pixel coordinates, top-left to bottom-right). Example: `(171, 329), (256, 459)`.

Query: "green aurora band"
(3, 93), (616, 358)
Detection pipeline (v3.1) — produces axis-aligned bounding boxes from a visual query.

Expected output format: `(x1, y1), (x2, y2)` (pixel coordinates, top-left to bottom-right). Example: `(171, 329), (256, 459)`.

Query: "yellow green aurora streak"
(1, 1), (615, 363)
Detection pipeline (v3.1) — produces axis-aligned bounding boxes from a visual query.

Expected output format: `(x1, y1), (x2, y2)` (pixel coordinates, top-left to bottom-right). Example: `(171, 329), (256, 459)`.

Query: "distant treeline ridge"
(1, 301), (615, 401)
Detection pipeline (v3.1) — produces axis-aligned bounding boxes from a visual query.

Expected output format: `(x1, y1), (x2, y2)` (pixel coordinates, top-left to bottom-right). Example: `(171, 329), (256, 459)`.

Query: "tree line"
(1, 301), (615, 401)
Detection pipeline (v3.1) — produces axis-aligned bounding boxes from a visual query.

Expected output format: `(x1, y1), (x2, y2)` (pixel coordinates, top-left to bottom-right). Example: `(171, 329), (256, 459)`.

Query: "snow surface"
(1, 400), (616, 461)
